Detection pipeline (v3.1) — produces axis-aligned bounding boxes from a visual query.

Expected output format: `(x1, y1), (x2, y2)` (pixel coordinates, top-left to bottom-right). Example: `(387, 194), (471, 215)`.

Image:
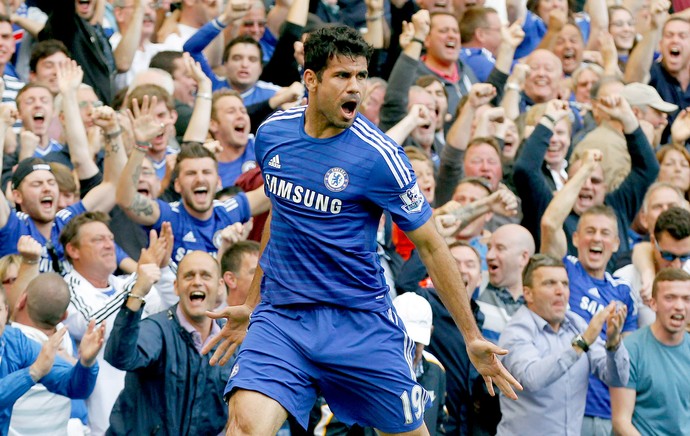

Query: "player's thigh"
(226, 389), (288, 436)
(378, 422), (431, 436)
(318, 308), (430, 433)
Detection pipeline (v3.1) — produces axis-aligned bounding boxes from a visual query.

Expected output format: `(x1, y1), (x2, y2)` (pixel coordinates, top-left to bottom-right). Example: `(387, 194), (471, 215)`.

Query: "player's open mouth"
(669, 47), (681, 58)
(40, 196), (54, 208)
(341, 101), (357, 118)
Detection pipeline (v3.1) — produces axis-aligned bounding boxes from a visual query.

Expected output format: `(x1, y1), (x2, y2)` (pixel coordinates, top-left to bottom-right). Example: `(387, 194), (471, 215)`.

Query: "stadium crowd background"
(0, 0), (689, 435)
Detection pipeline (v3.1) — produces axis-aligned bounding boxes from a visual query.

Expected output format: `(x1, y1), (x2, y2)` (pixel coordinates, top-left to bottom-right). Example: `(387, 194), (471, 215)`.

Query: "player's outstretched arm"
(406, 219), (523, 399)
(203, 211), (271, 365)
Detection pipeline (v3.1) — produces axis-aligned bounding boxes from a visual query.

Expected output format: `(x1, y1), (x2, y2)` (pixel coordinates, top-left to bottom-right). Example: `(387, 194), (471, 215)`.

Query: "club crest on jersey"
(324, 167), (349, 192)
(241, 160), (257, 173)
(400, 183), (424, 214)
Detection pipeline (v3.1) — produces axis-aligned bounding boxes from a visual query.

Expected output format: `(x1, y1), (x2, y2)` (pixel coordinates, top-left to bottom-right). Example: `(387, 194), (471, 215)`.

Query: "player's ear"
(303, 69), (318, 93)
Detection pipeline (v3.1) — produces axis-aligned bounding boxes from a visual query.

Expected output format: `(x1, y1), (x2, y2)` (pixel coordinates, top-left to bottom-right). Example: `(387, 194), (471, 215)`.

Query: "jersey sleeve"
(55, 200), (87, 226)
(621, 284), (638, 333)
(153, 199), (175, 231)
(219, 192), (251, 225)
(0, 209), (22, 256)
(365, 145), (432, 232)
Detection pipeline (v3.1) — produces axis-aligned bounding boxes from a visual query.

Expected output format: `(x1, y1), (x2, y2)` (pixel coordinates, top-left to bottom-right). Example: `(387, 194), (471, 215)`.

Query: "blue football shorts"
(224, 301), (431, 433)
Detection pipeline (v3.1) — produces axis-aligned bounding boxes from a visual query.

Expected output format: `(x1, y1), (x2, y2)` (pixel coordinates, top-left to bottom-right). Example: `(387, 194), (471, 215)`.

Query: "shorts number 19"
(400, 385), (424, 424)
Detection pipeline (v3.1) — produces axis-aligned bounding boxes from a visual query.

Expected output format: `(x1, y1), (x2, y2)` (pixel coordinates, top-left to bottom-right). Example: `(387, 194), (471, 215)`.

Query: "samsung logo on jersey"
(265, 174), (342, 214)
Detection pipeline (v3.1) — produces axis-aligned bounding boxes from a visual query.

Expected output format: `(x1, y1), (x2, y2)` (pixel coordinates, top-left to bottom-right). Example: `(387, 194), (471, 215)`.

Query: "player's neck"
(304, 106), (346, 139)
(650, 321), (685, 346)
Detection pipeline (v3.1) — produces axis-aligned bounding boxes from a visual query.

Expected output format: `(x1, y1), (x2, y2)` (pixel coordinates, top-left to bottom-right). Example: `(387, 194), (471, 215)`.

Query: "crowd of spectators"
(0, 0), (689, 435)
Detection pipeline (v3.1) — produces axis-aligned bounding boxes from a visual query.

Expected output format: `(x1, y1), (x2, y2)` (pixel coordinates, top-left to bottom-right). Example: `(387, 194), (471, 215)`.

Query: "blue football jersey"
(564, 255), (637, 419)
(153, 193), (251, 263)
(255, 107), (433, 310)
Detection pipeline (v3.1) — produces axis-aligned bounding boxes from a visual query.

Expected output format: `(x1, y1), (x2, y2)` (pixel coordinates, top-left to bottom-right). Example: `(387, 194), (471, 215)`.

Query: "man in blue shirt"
(0, 155), (120, 273)
(117, 139), (270, 262)
(205, 26), (521, 436)
(0, 283), (102, 434)
(209, 89), (257, 188)
(542, 200), (638, 433)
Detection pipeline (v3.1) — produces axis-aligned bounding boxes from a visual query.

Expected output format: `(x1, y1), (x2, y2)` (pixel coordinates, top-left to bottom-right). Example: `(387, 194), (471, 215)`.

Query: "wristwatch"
(571, 334), (589, 352)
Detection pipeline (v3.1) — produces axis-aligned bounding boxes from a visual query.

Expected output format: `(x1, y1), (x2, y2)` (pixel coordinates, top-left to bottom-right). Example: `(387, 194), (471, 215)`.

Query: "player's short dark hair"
(522, 254), (565, 287)
(150, 51), (184, 75)
(654, 206), (690, 242)
(59, 211), (111, 263)
(220, 241), (260, 275)
(0, 14), (11, 27)
(652, 267), (690, 298)
(459, 7), (496, 44)
(578, 204), (618, 233)
(16, 83), (53, 108)
(127, 84), (174, 111)
(30, 39), (70, 73)
(223, 35), (263, 64)
(303, 26), (373, 80)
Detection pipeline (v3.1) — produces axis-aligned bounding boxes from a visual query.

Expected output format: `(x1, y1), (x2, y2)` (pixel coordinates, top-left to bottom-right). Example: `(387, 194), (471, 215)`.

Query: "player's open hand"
(467, 337), (522, 400)
(203, 304), (253, 365)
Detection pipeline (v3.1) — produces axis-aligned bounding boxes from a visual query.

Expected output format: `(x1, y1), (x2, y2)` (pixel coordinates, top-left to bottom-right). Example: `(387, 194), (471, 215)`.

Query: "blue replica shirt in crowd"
(32, 139), (64, 158)
(0, 201), (130, 273)
(184, 18), (281, 102)
(153, 193), (252, 263)
(218, 138), (257, 188)
(0, 325), (99, 434)
(256, 106), (433, 311)
(0, 201), (85, 273)
(460, 48), (518, 83)
(564, 255), (637, 419)
(515, 11), (591, 59)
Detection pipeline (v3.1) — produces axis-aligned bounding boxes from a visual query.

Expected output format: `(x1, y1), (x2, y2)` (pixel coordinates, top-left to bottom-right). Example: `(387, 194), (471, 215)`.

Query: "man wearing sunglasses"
(616, 206), (690, 328)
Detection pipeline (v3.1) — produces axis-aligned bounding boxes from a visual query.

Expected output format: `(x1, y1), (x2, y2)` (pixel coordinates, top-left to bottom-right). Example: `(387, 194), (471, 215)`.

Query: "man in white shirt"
(60, 212), (175, 436)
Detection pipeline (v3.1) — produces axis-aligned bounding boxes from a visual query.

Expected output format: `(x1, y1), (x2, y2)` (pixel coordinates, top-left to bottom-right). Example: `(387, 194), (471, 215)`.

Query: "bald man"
(520, 49), (563, 112)
(476, 224), (536, 342)
(104, 251), (233, 435)
(9, 273), (96, 435)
